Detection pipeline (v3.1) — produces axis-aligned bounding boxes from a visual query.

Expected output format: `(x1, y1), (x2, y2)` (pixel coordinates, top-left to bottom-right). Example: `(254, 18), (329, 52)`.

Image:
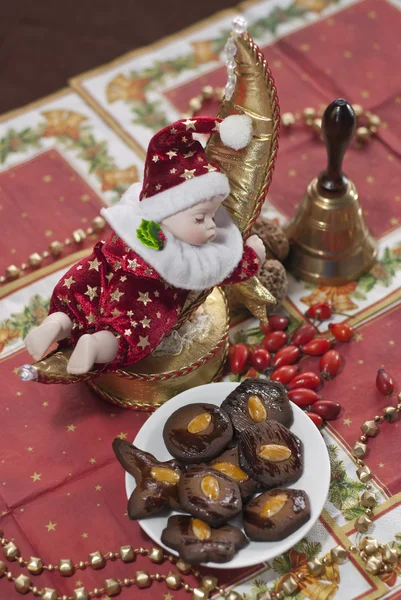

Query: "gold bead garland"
(347, 391), (401, 575)
(184, 88), (382, 146)
(0, 527), (350, 599)
(0, 216), (107, 287)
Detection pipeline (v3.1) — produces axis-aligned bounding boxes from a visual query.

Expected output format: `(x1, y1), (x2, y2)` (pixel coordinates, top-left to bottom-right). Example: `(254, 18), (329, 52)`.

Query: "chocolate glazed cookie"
(221, 379), (293, 435)
(238, 420), (303, 488)
(244, 489), (311, 541)
(209, 446), (261, 500)
(112, 439), (183, 519)
(161, 515), (248, 564)
(163, 403), (233, 463)
(179, 464), (242, 527)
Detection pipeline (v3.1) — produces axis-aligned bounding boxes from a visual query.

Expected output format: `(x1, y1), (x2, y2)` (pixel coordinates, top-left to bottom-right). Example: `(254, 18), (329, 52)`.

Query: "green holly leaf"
(136, 219), (165, 250)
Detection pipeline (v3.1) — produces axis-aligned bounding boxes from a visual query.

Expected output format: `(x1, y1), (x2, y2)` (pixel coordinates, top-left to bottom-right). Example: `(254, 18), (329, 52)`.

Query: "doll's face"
(161, 195), (224, 246)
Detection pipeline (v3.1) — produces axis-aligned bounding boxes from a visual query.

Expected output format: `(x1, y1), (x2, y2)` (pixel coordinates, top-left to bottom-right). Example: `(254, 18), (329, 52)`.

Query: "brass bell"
(285, 99), (377, 284)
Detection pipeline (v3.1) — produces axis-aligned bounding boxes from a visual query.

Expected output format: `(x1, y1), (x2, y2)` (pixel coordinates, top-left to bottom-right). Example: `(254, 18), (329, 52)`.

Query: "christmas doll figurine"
(24, 115), (266, 374)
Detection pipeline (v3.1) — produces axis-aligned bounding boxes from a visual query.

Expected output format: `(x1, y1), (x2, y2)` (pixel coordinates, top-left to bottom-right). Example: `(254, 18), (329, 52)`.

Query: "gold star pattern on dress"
(127, 310), (134, 317)
(31, 472), (42, 482)
(170, 127), (177, 134)
(137, 292), (151, 306)
(145, 268), (153, 275)
(105, 272), (113, 283)
(152, 154), (160, 162)
(378, 462), (385, 468)
(197, 155), (204, 162)
(128, 258), (139, 270)
(90, 458), (96, 464)
(84, 285), (98, 302)
(140, 317), (151, 328)
(117, 432), (128, 440)
(343, 418), (352, 426)
(183, 119), (196, 130)
(86, 313), (96, 325)
(76, 265), (83, 271)
(155, 184), (161, 191)
(76, 580), (83, 587)
(204, 164), (217, 172)
(138, 336), (150, 350)
(182, 135), (188, 142)
(389, 340), (395, 345)
(111, 308), (122, 318)
(95, 485), (102, 491)
(130, 320), (138, 328)
(16, 391), (22, 397)
(27, 447), (33, 452)
(240, 271), (247, 279)
(183, 151), (195, 158)
(156, 311), (161, 319)
(114, 260), (122, 271)
(111, 288), (125, 303)
(88, 258), (101, 271)
(45, 521), (57, 532)
(42, 401), (48, 407)
(355, 333), (363, 342)
(120, 275), (127, 282)
(67, 424), (77, 432)
(63, 276), (75, 289)
(166, 150), (177, 159)
(82, 532), (88, 539)
(165, 594), (174, 600)
(170, 168), (177, 174)
(180, 169), (196, 180)
(124, 329), (132, 336)
(154, 290), (160, 297)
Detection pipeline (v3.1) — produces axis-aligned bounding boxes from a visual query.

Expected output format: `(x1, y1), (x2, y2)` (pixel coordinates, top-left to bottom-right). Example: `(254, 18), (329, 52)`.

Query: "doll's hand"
(246, 235), (266, 266)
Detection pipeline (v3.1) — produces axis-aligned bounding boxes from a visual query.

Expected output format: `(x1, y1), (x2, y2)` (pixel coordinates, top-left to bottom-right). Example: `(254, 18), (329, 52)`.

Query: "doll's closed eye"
(195, 215), (205, 223)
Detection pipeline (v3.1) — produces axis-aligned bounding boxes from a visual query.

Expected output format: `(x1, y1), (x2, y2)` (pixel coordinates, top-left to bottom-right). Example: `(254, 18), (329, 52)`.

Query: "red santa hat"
(138, 114), (253, 222)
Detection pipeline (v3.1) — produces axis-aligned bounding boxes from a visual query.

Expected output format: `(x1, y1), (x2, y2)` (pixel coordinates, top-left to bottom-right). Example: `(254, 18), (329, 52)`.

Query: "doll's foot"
(25, 322), (64, 361)
(67, 335), (97, 375)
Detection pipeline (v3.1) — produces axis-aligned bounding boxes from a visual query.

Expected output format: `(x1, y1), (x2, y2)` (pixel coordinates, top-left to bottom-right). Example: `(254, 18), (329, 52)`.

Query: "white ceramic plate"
(126, 382), (330, 569)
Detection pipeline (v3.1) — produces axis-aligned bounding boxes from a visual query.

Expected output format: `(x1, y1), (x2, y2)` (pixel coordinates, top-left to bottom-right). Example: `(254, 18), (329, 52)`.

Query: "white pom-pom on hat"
(218, 114), (253, 150)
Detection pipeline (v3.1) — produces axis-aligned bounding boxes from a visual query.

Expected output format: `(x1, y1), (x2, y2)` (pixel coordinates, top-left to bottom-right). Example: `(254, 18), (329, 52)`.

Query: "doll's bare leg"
(25, 312), (72, 361)
(66, 330), (119, 374)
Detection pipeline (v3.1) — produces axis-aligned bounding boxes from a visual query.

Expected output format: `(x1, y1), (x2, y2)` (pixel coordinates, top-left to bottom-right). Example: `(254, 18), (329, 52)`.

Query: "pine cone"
(258, 259), (288, 307)
(252, 218), (289, 262)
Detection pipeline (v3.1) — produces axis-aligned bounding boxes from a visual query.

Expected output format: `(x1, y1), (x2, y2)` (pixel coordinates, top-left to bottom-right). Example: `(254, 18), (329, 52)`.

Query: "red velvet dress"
(49, 232), (259, 368)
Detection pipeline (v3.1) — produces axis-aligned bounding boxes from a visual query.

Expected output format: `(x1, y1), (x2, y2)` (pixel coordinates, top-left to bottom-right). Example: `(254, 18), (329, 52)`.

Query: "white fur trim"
(100, 204), (243, 290)
(219, 114), (253, 150)
(138, 171), (230, 221)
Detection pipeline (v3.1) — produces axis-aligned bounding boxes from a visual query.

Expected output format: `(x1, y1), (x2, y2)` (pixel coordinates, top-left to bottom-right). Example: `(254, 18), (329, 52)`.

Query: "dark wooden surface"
(0, 0), (236, 114)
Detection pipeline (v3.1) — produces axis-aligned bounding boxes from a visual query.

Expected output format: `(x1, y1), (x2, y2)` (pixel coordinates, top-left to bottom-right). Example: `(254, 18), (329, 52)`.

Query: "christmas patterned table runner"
(2, 0), (401, 598)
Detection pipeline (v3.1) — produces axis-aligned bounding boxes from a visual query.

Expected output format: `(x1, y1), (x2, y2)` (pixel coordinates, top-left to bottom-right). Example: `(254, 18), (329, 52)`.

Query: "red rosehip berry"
(270, 365), (299, 385)
(305, 302), (332, 321)
(376, 368), (394, 396)
(268, 315), (289, 331)
(310, 400), (341, 421)
(291, 323), (317, 346)
(250, 347), (271, 372)
(305, 412), (324, 429)
(301, 338), (331, 356)
(329, 322), (354, 342)
(228, 343), (250, 375)
(287, 388), (321, 408)
(262, 330), (288, 352)
(260, 321), (271, 335)
(288, 372), (321, 390)
(273, 345), (300, 368)
(320, 350), (341, 379)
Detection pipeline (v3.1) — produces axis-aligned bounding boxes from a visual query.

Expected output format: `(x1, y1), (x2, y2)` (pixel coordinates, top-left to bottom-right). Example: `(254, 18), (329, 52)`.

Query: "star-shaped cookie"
(112, 439), (183, 519)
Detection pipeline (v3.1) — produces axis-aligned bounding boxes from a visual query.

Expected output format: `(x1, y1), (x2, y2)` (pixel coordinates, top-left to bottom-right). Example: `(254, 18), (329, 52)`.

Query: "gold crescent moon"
(180, 31), (281, 325)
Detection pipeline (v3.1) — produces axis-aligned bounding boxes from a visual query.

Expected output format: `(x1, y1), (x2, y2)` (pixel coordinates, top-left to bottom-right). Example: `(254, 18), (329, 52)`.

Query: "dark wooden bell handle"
(318, 99), (356, 194)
